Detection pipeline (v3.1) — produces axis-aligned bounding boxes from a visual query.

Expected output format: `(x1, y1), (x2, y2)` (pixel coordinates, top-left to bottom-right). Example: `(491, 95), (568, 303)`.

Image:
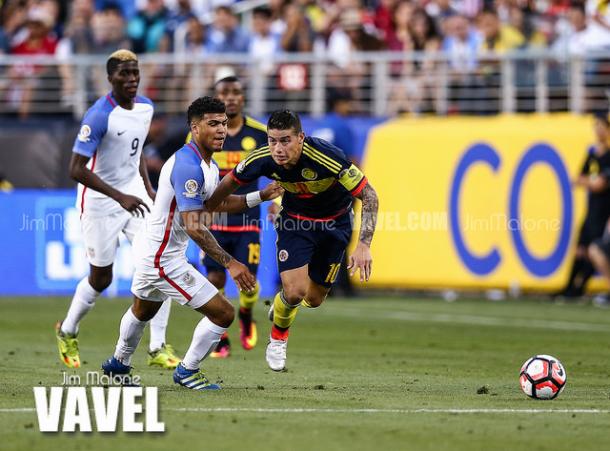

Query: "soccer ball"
(519, 355), (567, 400)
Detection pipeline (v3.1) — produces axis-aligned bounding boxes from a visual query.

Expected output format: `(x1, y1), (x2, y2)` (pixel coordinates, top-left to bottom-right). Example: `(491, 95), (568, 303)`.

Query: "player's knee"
(303, 294), (325, 308)
(214, 301), (235, 328)
(283, 286), (307, 305)
(89, 271), (113, 292)
(207, 271), (226, 290)
(131, 301), (159, 322)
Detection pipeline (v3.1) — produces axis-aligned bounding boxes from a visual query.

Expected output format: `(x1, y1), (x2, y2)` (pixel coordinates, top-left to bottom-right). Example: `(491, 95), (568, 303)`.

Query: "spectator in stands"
(127, 0), (168, 53)
(280, 1), (315, 52)
(426, 0), (459, 34)
(553, 1), (589, 56)
(269, 0), (288, 35)
(477, 7), (524, 52)
(249, 6), (281, 75)
(387, 7), (441, 114)
(206, 5), (250, 54)
(507, 5), (547, 48)
(373, 0), (398, 42)
(9, 5), (58, 119)
(158, 0), (196, 53)
(585, 0), (610, 50)
(0, 0), (28, 53)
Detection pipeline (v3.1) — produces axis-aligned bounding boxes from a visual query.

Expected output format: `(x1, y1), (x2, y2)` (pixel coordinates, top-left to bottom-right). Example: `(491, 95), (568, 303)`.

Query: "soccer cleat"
(239, 309), (258, 350)
(266, 337), (287, 371)
(210, 333), (231, 358)
(55, 321), (80, 368)
(148, 344), (181, 369)
(101, 356), (138, 386)
(173, 363), (221, 390)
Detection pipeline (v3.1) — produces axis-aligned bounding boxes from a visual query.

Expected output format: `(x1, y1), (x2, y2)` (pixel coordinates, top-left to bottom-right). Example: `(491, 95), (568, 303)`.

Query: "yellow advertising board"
(359, 114), (601, 291)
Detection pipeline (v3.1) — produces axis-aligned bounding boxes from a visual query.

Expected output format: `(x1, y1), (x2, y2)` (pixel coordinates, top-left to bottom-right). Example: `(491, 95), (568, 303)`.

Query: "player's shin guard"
(149, 299), (171, 352)
(239, 282), (260, 310)
(114, 308), (147, 366)
(182, 317), (227, 370)
(271, 291), (298, 340)
(61, 277), (100, 335)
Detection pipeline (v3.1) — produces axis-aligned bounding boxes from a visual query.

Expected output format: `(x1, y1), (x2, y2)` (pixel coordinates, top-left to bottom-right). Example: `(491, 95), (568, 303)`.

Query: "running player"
(206, 109), (379, 371)
(204, 76), (268, 357)
(101, 97), (282, 389)
(55, 50), (180, 370)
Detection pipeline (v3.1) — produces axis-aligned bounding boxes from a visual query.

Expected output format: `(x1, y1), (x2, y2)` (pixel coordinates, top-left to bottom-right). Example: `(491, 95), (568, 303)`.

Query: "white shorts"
(131, 262), (218, 309)
(81, 211), (144, 267)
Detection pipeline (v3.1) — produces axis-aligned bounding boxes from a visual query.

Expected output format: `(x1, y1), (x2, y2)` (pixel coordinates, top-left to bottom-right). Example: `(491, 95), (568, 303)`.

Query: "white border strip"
(2, 407), (609, 414)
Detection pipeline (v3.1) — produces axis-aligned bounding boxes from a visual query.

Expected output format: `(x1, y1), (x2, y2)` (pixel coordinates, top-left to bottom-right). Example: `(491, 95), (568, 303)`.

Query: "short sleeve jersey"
(73, 93), (154, 216)
(230, 136), (367, 220)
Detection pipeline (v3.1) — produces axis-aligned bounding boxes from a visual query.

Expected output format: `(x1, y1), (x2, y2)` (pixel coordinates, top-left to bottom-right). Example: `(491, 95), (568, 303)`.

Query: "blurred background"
(1, 0), (609, 300)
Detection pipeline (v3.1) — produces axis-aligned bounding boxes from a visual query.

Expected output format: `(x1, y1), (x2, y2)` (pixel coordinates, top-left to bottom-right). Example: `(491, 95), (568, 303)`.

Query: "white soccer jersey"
(133, 141), (220, 275)
(73, 93), (154, 216)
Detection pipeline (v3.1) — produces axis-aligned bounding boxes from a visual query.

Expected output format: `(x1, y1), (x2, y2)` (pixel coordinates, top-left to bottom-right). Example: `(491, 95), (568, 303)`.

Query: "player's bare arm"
(210, 181), (283, 213)
(69, 153), (150, 217)
(204, 175), (241, 211)
(139, 151), (156, 201)
(348, 183), (379, 282)
(180, 210), (256, 292)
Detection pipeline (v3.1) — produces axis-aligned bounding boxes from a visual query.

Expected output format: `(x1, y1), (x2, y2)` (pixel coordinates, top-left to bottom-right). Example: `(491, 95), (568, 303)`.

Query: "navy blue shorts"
(203, 230), (260, 275)
(275, 212), (353, 287)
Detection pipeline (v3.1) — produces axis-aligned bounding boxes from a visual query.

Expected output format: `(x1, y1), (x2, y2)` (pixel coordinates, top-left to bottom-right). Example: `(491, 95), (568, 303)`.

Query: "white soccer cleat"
(266, 337), (287, 371)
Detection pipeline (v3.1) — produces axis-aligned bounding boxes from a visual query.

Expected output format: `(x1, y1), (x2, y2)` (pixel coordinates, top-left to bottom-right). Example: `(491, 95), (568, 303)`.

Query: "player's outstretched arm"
(180, 210), (256, 292)
(348, 183), (379, 282)
(211, 182), (284, 213)
(205, 175), (241, 211)
(69, 153), (150, 217)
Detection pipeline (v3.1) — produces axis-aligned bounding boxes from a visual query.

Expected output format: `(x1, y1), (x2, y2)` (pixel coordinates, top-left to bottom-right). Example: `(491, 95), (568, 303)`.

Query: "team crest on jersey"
(182, 272), (195, 286)
(77, 125), (91, 143)
(183, 179), (199, 198)
(278, 249), (289, 262)
(301, 168), (317, 180)
(241, 136), (257, 151)
(236, 160), (246, 174)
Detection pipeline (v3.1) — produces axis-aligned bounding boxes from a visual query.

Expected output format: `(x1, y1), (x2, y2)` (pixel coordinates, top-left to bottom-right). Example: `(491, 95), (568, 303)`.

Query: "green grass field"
(1, 295), (610, 451)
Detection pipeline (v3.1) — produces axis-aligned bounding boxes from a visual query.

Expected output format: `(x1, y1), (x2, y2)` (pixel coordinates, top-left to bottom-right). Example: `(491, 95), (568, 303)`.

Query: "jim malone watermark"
(33, 371), (164, 432)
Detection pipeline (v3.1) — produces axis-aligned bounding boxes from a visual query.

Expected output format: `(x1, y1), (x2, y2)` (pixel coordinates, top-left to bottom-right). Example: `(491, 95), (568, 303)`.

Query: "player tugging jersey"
(230, 136), (367, 220)
(73, 92), (154, 216)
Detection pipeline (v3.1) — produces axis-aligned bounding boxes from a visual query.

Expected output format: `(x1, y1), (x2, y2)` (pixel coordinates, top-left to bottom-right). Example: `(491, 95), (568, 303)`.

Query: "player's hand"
(261, 181), (284, 201)
(267, 202), (281, 222)
(347, 242), (373, 282)
(227, 258), (256, 292)
(117, 193), (150, 217)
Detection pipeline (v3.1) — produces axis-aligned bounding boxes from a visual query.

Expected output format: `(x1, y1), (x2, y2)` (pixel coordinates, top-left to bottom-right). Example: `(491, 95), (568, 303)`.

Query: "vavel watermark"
(33, 371), (164, 432)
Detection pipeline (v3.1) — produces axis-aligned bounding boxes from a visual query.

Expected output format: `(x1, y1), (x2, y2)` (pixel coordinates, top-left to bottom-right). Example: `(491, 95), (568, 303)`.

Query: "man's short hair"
(214, 76), (240, 89)
(253, 6), (273, 19)
(106, 49), (137, 76)
(594, 110), (610, 126)
(187, 96), (226, 124)
(215, 5), (234, 15)
(267, 109), (302, 134)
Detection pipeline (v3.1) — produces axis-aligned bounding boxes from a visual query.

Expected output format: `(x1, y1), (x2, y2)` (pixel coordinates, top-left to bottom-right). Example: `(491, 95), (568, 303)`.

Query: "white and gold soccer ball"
(519, 355), (567, 400)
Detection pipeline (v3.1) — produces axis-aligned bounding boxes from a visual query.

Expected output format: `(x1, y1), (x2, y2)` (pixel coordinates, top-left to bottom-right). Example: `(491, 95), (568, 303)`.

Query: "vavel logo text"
(33, 372), (164, 432)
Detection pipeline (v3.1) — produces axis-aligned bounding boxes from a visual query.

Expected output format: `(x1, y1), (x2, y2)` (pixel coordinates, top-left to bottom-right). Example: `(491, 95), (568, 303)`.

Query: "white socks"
(181, 317), (227, 370)
(114, 308), (147, 366)
(149, 299), (172, 352)
(61, 277), (100, 335)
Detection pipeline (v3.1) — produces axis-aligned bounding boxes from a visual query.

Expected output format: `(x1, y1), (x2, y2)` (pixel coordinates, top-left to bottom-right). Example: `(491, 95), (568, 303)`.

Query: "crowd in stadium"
(0, 0), (607, 59)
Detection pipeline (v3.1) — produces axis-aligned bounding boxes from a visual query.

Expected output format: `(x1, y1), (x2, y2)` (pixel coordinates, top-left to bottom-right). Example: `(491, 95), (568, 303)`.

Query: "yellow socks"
(239, 282), (259, 310)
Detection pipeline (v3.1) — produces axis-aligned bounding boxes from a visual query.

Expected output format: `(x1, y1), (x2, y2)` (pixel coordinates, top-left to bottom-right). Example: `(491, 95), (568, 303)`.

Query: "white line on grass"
(2, 407), (609, 414)
(330, 309), (610, 333)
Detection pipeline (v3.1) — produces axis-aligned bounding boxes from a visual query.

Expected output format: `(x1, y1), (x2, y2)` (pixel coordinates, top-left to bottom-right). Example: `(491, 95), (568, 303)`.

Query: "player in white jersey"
(55, 50), (180, 370)
(102, 97), (282, 389)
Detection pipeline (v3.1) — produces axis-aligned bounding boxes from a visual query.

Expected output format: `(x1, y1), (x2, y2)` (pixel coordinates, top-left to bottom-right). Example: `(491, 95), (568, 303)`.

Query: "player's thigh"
(308, 216), (351, 289)
(132, 262), (218, 310)
(277, 227), (316, 304)
(232, 231), (260, 275)
(122, 213), (146, 243)
(81, 212), (126, 267)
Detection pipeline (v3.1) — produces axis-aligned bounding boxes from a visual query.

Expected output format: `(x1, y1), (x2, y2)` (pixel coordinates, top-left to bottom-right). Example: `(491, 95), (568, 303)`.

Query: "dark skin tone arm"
(180, 209), (255, 291)
(69, 153), (150, 217)
(139, 151), (156, 201)
(210, 181), (283, 213)
(205, 175), (241, 212)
